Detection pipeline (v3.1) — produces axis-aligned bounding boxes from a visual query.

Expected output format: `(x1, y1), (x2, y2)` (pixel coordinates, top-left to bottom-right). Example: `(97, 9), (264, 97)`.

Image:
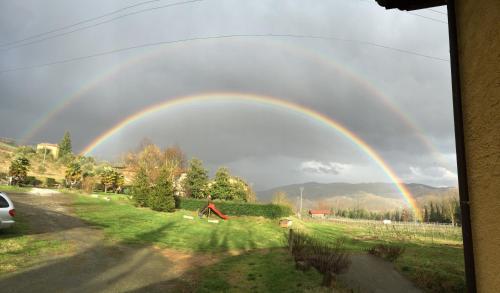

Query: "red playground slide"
(207, 203), (229, 220)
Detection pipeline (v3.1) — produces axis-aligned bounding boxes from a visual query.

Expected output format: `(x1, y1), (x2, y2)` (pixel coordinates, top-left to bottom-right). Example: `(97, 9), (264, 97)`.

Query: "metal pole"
(42, 148), (47, 168)
(299, 187), (304, 218)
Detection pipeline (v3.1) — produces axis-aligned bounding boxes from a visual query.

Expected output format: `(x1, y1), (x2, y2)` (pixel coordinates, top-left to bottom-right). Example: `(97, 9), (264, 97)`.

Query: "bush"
(287, 230), (351, 288)
(81, 176), (96, 193)
(176, 197), (292, 219)
(24, 176), (42, 186)
(45, 177), (57, 188)
(368, 244), (406, 261)
(37, 165), (46, 174)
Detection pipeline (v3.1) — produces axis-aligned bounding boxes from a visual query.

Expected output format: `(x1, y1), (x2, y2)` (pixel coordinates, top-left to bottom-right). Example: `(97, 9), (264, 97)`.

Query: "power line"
(0, 33), (450, 74)
(407, 12), (447, 24)
(0, 0), (204, 51)
(428, 9), (447, 15)
(0, 0), (166, 48)
(1, 0), (447, 52)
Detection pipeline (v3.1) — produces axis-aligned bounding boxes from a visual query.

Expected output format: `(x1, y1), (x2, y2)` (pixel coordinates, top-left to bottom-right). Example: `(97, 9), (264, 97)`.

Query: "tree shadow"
(0, 222), (181, 293)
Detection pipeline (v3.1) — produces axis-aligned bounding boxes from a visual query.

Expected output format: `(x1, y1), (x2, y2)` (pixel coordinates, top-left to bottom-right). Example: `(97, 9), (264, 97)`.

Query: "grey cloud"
(0, 0), (456, 188)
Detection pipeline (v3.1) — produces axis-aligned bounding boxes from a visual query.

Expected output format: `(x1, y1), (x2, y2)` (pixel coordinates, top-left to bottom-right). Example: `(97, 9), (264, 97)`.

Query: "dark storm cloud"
(0, 0), (456, 187)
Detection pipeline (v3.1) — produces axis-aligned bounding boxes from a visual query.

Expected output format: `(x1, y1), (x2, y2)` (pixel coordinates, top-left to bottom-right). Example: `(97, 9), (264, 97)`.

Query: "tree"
(183, 158), (209, 199)
(9, 156), (30, 185)
(131, 167), (149, 207)
(65, 160), (82, 188)
(99, 166), (116, 193)
(230, 177), (250, 202)
(245, 184), (257, 203)
(272, 191), (294, 209)
(115, 173), (125, 193)
(164, 145), (186, 180)
(209, 167), (232, 200)
(148, 167), (175, 212)
(58, 131), (73, 158)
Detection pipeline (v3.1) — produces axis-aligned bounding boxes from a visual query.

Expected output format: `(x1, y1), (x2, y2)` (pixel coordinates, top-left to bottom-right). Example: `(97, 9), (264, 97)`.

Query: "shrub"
(287, 230), (351, 288)
(37, 165), (46, 174)
(24, 176), (42, 186)
(81, 176), (96, 193)
(368, 244), (406, 261)
(176, 197), (292, 219)
(45, 177), (57, 188)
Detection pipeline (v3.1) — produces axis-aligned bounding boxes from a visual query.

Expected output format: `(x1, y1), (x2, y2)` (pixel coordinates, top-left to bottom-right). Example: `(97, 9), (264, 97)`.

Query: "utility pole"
(299, 186), (304, 219)
(42, 148), (47, 170)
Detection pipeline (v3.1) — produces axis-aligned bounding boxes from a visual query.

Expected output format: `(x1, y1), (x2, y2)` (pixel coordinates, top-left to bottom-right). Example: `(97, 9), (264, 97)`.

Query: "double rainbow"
(20, 37), (451, 172)
(80, 92), (422, 220)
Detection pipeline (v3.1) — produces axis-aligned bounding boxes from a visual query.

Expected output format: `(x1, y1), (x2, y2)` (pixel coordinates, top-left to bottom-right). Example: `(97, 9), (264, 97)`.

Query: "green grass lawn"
(72, 194), (466, 292)
(0, 213), (69, 275)
(74, 195), (285, 252)
(302, 220), (466, 292)
(196, 249), (334, 293)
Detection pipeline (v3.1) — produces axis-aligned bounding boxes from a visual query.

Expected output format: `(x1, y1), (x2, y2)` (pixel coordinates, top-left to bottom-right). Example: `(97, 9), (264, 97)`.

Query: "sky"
(0, 0), (456, 190)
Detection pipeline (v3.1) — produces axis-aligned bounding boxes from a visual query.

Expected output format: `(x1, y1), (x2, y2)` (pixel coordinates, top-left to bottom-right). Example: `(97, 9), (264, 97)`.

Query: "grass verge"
(0, 185), (30, 193)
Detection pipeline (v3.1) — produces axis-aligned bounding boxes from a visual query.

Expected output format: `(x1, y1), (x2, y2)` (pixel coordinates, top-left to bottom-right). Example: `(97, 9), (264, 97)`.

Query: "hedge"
(176, 197), (293, 219)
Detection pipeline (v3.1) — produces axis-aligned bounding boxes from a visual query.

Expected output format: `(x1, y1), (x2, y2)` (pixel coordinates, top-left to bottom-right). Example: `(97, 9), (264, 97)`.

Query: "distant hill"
(257, 182), (457, 212)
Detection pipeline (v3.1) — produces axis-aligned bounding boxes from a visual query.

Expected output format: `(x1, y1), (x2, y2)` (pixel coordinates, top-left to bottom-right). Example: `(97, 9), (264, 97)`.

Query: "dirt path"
(0, 192), (215, 293)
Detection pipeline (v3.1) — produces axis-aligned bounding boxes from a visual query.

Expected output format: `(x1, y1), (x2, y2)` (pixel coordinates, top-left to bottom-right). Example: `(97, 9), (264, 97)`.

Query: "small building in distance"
(308, 209), (332, 219)
(36, 143), (59, 159)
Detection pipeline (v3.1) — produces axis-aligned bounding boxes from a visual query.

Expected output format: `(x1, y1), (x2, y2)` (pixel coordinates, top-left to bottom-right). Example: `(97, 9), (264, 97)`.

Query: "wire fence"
(304, 216), (463, 242)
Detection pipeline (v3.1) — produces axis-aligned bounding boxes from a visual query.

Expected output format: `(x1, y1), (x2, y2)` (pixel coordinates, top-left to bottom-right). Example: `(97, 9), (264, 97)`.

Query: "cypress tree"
(58, 131), (73, 157)
(149, 167), (175, 212)
(183, 158), (209, 199)
(131, 167), (149, 207)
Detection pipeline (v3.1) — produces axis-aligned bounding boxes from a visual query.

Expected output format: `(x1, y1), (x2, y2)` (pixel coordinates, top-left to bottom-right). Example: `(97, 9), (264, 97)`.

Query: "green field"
(302, 220), (465, 292)
(0, 192), (465, 292)
(73, 194), (465, 292)
(74, 195), (285, 252)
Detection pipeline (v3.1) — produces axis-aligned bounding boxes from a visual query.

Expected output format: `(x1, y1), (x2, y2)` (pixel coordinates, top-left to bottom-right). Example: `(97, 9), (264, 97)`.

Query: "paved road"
(339, 254), (421, 293)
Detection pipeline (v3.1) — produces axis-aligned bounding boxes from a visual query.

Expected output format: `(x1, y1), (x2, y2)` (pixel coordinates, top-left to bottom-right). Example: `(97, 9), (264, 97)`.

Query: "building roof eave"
(375, 0), (446, 11)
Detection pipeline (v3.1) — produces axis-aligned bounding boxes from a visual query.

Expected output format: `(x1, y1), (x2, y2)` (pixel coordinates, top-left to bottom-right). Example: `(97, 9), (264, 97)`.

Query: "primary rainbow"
(80, 92), (422, 220)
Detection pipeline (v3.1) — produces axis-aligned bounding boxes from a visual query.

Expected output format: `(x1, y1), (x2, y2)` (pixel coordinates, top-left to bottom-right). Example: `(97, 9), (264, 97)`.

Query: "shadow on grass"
(0, 221), (183, 293)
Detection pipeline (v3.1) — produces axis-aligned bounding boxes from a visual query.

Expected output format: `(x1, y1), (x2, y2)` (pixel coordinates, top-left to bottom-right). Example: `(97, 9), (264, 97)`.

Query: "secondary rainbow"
(80, 92), (422, 220)
(20, 36), (451, 174)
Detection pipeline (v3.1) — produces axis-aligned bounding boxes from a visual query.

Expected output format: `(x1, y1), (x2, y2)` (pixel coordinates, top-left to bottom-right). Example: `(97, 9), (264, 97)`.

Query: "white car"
(0, 192), (15, 229)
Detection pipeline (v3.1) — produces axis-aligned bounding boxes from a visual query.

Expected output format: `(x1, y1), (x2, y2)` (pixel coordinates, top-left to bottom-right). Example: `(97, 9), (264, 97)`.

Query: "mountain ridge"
(256, 182), (457, 211)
